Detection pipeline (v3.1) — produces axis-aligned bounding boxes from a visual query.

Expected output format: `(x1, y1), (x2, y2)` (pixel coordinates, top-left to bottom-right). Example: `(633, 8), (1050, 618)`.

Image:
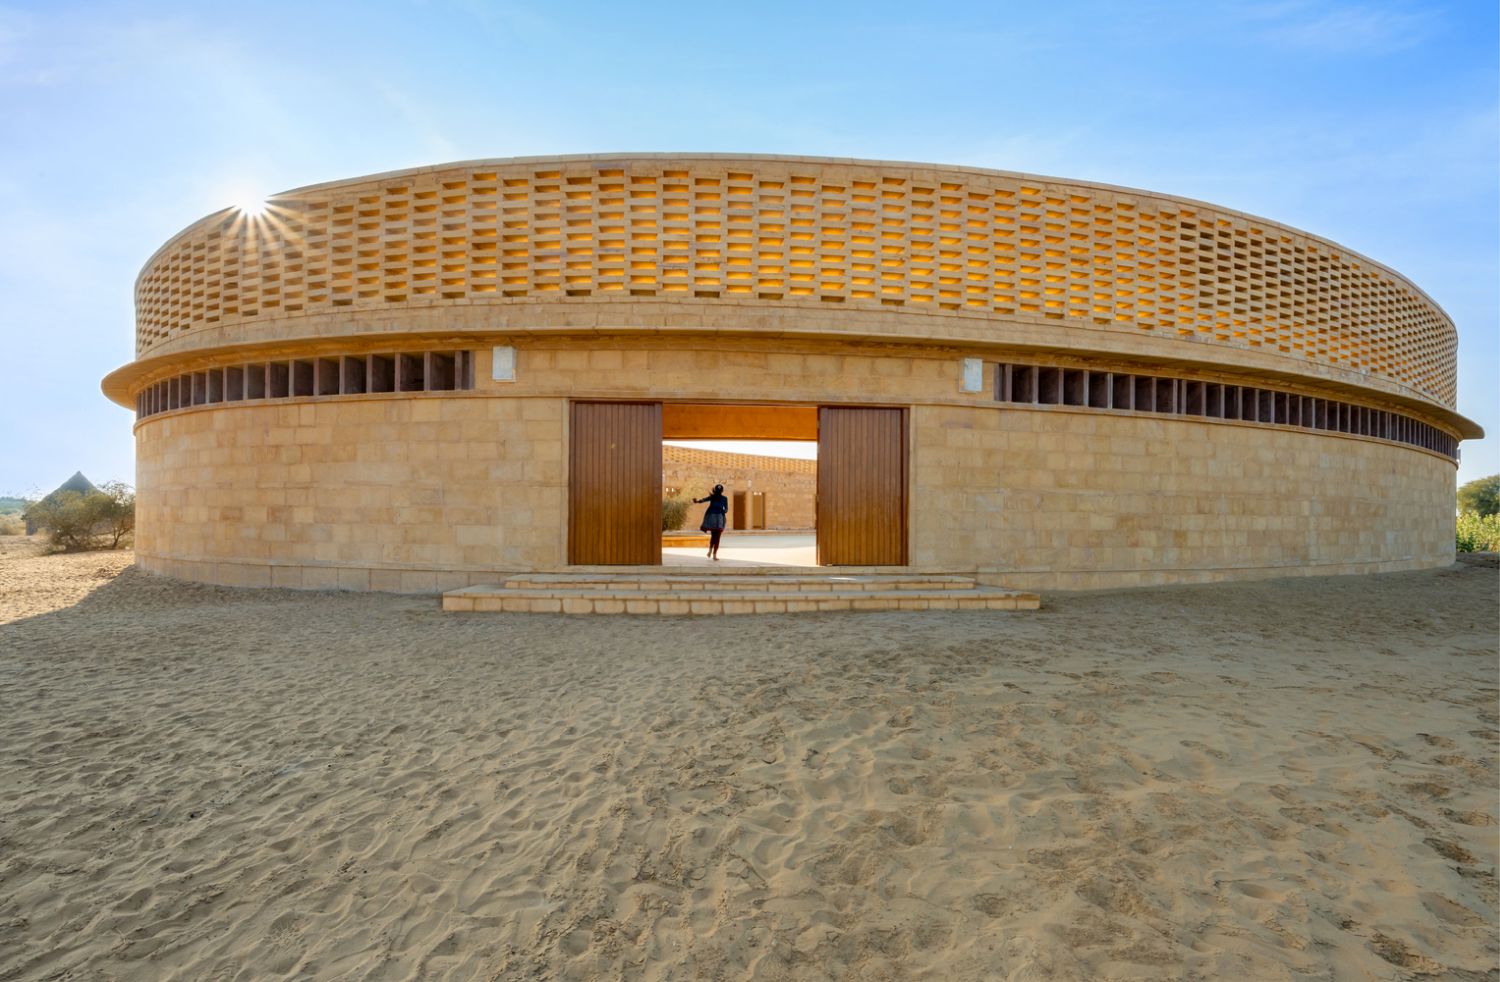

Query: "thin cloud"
(373, 81), (460, 161)
(1244, 1), (1435, 54)
(0, 4), (28, 61)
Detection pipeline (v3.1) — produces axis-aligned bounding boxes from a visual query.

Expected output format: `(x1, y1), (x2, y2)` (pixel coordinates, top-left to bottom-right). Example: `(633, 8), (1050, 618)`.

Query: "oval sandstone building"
(102, 154), (1481, 591)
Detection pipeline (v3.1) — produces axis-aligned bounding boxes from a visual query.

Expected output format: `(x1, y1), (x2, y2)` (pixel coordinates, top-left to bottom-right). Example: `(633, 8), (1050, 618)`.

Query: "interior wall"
(662, 445), (815, 530)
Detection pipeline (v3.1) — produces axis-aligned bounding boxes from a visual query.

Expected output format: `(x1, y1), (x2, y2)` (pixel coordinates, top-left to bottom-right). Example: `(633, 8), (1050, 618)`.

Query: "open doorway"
(567, 401), (907, 567)
(662, 404), (818, 567)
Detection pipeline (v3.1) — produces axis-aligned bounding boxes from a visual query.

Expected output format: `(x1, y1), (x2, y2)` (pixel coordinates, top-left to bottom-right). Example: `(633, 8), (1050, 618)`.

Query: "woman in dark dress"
(694, 484), (729, 560)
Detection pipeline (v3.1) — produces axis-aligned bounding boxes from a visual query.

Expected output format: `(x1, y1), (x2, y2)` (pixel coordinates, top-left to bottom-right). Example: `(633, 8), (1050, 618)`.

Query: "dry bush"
(662, 492), (691, 532)
(24, 484), (135, 552)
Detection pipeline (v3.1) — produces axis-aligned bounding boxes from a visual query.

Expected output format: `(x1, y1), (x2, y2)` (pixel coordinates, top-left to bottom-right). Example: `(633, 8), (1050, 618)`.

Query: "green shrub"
(0, 514), (23, 536)
(662, 492), (691, 532)
(1458, 474), (1500, 518)
(1456, 511), (1500, 553)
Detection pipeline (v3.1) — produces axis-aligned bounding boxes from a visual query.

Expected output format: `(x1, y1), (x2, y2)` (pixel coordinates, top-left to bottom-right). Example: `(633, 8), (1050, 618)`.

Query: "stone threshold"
(443, 572), (1039, 615)
(505, 572), (978, 591)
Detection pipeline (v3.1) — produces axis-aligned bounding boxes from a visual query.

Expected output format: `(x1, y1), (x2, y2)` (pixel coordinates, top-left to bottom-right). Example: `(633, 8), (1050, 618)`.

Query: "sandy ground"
(0, 541), (1496, 981)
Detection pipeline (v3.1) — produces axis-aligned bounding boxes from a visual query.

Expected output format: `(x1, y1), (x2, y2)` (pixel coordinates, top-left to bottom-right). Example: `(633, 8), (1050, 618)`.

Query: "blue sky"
(0, 0), (1495, 495)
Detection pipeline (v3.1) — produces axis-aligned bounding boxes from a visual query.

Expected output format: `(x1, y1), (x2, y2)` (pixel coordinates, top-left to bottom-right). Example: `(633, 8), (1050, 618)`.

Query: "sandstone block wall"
(130, 337), (1459, 591)
(910, 403), (1454, 591)
(135, 396), (566, 592)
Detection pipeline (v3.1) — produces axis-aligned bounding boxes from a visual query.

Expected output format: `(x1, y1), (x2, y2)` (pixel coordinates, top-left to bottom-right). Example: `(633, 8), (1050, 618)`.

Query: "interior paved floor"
(662, 532), (817, 567)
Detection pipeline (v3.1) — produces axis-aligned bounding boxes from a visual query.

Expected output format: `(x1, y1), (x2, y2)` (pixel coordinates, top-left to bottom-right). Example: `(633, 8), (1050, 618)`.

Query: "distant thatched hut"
(24, 472), (98, 535)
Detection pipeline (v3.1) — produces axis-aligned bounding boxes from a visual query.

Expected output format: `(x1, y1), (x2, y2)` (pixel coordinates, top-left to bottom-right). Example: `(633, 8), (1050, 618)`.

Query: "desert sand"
(1, 540), (1496, 981)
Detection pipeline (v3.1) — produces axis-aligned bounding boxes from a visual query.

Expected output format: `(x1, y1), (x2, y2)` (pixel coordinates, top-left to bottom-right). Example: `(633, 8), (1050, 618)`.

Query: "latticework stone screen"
(134, 155), (1459, 410)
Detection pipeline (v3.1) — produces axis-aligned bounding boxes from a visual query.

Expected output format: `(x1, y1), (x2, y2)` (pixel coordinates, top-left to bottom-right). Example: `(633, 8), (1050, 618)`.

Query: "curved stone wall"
(126, 339), (1460, 591)
(128, 154), (1458, 411)
(107, 155), (1479, 591)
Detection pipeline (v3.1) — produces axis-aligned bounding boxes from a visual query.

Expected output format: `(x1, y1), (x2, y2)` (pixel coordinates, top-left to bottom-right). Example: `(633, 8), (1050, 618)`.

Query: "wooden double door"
(568, 402), (906, 566)
(814, 406), (908, 566)
(568, 402), (663, 565)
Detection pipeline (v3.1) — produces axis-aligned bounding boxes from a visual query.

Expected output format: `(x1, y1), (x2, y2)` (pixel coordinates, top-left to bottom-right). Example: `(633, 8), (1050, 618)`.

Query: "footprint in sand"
(1420, 892), (1487, 927)
(1386, 804), (1435, 831)
(1433, 754), (1492, 780)
(266, 911), (305, 950)
(1440, 808), (1495, 827)
(972, 893), (1010, 918)
(1368, 932), (1444, 974)
(1350, 738), (1406, 761)
(1178, 739), (1229, 761)
(1229, 881), (1280, 901)
(880, 814), (927, 847)
(810, 844), (881, 887)
(1422, 837), (1477, 864)
(911, 918), (953, 951)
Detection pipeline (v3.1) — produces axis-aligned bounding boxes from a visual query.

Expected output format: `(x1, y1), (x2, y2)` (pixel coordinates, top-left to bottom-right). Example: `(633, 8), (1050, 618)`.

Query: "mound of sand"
(1, 551), (1495, 979)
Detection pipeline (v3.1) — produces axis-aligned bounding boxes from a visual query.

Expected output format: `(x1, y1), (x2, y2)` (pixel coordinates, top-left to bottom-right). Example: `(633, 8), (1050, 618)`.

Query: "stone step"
(443, 586), (1039, 615)
(500, 572), (977, 592)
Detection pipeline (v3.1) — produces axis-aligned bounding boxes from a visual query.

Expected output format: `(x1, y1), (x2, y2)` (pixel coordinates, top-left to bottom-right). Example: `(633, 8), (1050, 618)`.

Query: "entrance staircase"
(443, 571), (1039, 615)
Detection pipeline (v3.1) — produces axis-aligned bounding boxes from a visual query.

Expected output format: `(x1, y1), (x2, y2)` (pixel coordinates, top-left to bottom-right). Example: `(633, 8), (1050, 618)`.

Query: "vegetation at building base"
(1457, 474), (1499, 518)
(1456, 512), (1500, 553)
(23, 482), (136, 552)
(1454, 474), (1500, 553)
(662, 492), (691, 532)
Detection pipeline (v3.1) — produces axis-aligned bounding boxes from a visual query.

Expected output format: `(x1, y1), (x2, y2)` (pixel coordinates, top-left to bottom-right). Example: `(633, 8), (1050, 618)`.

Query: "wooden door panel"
(817, 407), (908, 565)
(569, 402), (662, 565)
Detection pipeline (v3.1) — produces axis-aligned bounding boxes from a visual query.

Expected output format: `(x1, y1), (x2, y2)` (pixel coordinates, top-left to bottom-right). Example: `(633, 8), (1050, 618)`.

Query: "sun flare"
(236, 195), (267, 218)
